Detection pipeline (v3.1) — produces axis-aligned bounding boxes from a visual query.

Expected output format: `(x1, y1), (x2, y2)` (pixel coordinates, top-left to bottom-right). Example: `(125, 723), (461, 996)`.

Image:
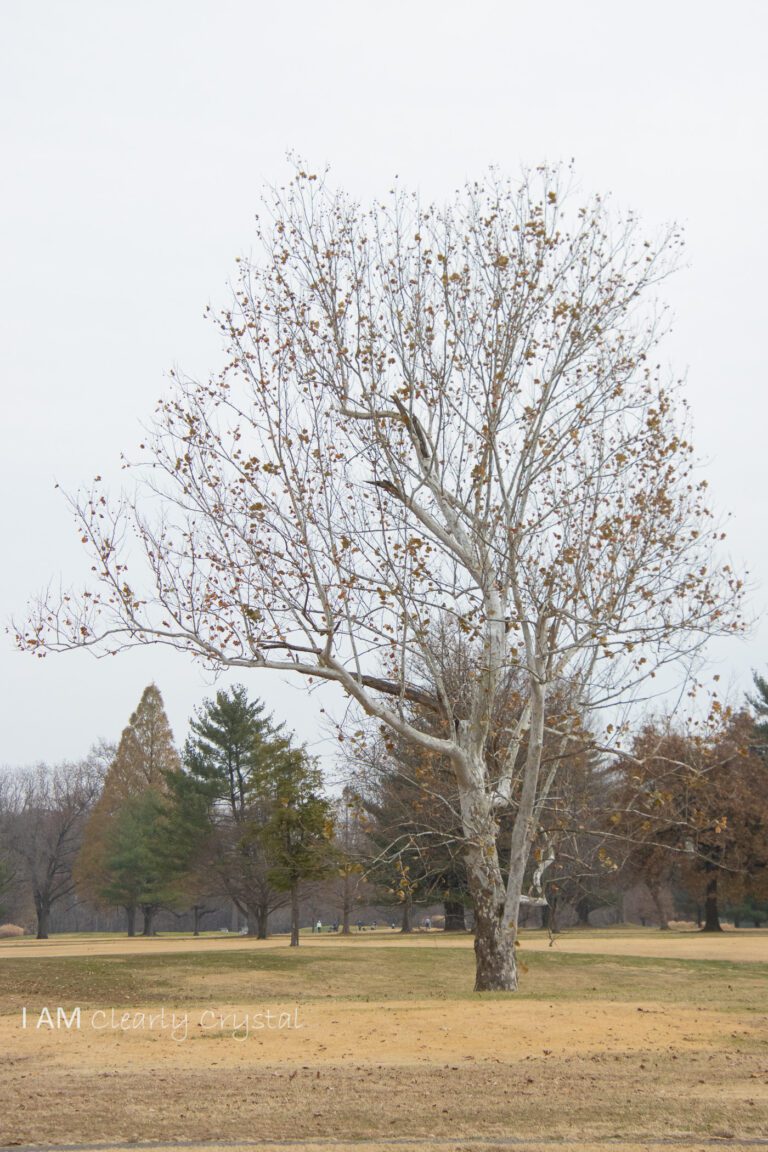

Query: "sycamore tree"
(20, 165), (743, 990)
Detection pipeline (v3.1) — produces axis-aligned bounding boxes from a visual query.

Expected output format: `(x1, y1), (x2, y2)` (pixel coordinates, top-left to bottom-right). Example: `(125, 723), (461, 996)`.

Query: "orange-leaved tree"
(77, 684), (182, 936)
(610, 710), (768, 931)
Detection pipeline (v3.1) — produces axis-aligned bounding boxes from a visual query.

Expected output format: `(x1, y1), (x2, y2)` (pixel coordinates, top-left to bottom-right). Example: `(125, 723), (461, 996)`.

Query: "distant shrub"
(0, 923), (25, 938)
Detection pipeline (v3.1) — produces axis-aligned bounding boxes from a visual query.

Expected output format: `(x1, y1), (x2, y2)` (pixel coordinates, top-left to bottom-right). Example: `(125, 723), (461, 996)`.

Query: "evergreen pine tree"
(180, 685), (293, 937)
(747, 671), (768, 746)
(261, 747), (336, 946)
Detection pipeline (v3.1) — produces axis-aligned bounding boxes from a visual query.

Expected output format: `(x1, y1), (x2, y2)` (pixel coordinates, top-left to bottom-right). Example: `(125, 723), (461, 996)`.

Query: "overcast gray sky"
(2, 0), (766, 767)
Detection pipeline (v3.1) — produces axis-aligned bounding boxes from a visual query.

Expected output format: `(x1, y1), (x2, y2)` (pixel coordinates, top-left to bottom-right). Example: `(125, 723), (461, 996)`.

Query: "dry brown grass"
(1, 929), (767, 1149)
(0, 923), (25, 938)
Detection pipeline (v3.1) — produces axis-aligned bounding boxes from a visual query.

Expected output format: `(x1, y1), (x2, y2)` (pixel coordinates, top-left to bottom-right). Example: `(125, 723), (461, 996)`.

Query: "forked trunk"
(461, 679), (545, 993)
(248, 904), (269, 939)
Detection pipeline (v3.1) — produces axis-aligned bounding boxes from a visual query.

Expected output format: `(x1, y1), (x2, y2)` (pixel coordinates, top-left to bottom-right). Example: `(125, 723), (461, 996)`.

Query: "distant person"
(356, 919), (363, 932)
(316, 919), (322, 934)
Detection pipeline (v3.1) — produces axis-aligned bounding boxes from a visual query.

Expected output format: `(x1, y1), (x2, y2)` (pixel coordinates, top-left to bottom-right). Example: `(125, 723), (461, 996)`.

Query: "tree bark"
(142, 906), (155, 936)
(452, 761), (520, 990)
(495, 677), (546, 987)
(35, 895), (50, 940)
(462, 808), (518, 991)
(256, 905), (269, 939)
(702, 872), (723, 933)
(400, 895), (413, 933)
(461, 680), (546, 992)
(472, 896), (517, 991)
(443, 898), (466, 931)
(290, 885), (300, 947)
(126, 905), (136, 937)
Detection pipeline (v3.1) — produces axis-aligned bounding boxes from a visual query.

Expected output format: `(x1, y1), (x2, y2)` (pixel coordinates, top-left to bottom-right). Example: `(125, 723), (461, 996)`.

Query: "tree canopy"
(77, 683), (181, 934)
(177, 684), (333, 939)
(20, 165), (744, 989)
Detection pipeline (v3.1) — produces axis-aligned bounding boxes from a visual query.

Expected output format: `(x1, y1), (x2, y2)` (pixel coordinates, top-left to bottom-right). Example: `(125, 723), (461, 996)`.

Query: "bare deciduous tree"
(4, 760), (101, 938)
(19, 165), (743, 988)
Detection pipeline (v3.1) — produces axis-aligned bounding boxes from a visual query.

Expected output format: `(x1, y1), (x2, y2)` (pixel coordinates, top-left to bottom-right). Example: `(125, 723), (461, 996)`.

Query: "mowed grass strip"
(1, 941), (767, 1012)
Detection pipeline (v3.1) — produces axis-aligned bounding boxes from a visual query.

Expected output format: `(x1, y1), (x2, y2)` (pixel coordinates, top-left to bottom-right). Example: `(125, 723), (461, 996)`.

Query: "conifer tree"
(747, 671), (768, 746)
(261, 748), (336, 946)
(179, 685), (293, 937)
(77, 684), (181, 935)
(98, 790), (178, 917)
(104, 684), (181, 799)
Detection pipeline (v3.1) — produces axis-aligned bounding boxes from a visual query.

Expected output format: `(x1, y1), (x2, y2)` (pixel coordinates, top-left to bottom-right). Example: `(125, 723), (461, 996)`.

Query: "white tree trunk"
(459, 760), (518, 991)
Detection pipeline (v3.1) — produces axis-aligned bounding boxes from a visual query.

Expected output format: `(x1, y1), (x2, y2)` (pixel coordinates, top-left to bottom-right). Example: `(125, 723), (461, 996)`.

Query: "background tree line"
(345, 666), (768, 936)
(1, 675), (766, 941)
(0, 684), (337, 942)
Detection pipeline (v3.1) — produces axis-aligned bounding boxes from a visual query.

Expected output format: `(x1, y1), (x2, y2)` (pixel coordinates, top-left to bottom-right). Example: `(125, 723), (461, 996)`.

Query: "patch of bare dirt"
(2, 1052), (768, 1148)
(4, 999), (766, 1068)
(3, 999), (768, 1146)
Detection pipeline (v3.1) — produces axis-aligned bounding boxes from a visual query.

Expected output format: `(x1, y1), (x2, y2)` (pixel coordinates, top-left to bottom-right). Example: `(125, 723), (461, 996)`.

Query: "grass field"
(1, 928), (767, 1151)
